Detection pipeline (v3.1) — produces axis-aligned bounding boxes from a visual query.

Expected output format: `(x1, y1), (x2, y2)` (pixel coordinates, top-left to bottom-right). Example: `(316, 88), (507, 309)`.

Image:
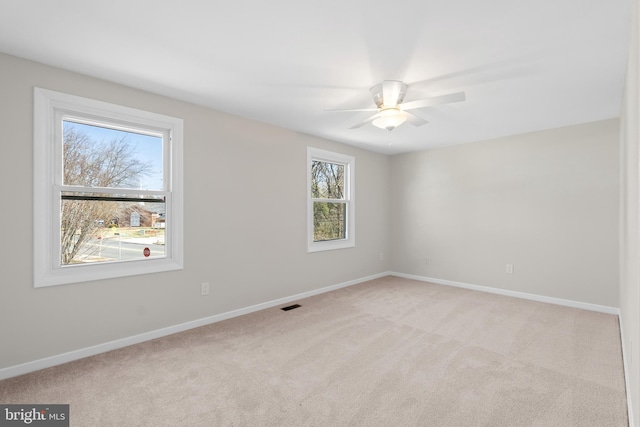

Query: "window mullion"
(307, 147), (355, 252)
(56, 185), (167, 197)
(311, 198), (346, 203)
(35, 87), (183, 287)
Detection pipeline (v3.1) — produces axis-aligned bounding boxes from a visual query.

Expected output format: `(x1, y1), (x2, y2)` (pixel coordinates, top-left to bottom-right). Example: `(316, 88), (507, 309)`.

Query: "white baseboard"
(0, 272), (387, 381)
(389, 272), (620, 315)
(391, 273), (633, 421)
(1, 271), (623, 383)
(391, 272), (632, 424)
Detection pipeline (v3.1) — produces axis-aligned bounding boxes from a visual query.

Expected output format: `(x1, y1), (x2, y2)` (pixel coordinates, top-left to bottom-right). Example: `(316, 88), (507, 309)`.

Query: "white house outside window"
(33, 88), (183, 287)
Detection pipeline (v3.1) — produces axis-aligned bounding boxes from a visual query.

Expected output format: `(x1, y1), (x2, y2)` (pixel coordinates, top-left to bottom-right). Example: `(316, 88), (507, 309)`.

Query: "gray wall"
(0, 49), (625, 379)
(0, 53), (390, 369)
(620, 0), (640, 421)
(390, 120), (620, 307)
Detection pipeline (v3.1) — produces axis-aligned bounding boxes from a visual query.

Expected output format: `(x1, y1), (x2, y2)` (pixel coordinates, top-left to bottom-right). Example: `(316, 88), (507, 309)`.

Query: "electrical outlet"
(425, 257), (429, 265)
(506, 264), (514, 274)
(201, 282), (210, 296)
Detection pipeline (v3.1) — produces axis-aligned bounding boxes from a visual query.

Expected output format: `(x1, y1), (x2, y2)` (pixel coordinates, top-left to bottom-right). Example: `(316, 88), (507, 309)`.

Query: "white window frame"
(307, 147), (355, 252)
(33, 88), (184, 287)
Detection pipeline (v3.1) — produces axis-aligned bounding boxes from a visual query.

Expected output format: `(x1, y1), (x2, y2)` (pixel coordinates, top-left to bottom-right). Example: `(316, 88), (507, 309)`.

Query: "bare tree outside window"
(61, 123), (156, 264)
(311, 160), (346, 241)
(34, 87), (184, 287)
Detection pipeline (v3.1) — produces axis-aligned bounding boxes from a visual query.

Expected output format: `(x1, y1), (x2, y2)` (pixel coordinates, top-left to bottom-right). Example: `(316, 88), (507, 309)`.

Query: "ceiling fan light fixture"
(372, 108), (408, 131)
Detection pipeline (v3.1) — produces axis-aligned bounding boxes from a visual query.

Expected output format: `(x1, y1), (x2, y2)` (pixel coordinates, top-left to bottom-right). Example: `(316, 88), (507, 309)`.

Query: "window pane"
(313, 202), (346, 241)
(63, 120), (164, 190)
(311, 160), (344, 199)
(60, 194), (166, 265)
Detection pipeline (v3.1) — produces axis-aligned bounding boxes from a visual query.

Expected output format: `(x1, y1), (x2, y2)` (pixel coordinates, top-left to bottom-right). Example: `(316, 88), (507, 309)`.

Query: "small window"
(307, 147), (355, 252)
(34, 88), (183, 287)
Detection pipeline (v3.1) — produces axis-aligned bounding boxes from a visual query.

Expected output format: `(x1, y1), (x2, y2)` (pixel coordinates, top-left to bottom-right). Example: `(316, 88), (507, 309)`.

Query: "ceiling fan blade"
(382, 80), (404, 107)
(325, 107), (378, 112)
(405, 111), (429, 127)
(349, 113), (380, 129)
(400, 91), (466, 110)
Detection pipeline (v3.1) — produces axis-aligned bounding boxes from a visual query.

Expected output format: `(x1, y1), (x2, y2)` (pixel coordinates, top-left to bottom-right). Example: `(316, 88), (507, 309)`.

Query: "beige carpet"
(0, 277), (628, 426)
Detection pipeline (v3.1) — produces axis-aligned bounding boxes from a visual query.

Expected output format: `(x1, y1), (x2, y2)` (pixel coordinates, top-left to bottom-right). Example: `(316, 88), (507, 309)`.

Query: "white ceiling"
(0, 0), (633, 154)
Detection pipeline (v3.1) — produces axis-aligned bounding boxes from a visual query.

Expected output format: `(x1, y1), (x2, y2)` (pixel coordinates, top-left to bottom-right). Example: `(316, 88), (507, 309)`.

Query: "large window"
(34, 88), (183, 287)
(307, 147), (355, 252)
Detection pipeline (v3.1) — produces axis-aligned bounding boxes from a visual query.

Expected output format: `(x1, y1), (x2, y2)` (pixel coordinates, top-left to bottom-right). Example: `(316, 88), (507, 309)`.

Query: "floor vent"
(281, 304), (301, 311)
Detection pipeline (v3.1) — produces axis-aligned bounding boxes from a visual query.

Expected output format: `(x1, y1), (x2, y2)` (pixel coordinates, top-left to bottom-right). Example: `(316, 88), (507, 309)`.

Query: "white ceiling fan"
(327, 80), (465, 132)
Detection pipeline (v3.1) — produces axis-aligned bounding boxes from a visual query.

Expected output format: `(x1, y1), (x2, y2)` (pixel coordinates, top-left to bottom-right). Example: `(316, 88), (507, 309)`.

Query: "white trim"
(307, 147), (355, 252)
(618, 314), (636, 427)
(394, 272), (631, 422)
(389, 272), (620, 315)
(33, 87), (184, 287)
(0, 272), (387, 380)
(2, 271), (625, 383)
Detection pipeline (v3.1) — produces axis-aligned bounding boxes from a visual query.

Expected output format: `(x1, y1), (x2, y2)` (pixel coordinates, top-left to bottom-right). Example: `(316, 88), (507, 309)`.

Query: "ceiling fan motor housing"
(371, 81), (408, 108)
